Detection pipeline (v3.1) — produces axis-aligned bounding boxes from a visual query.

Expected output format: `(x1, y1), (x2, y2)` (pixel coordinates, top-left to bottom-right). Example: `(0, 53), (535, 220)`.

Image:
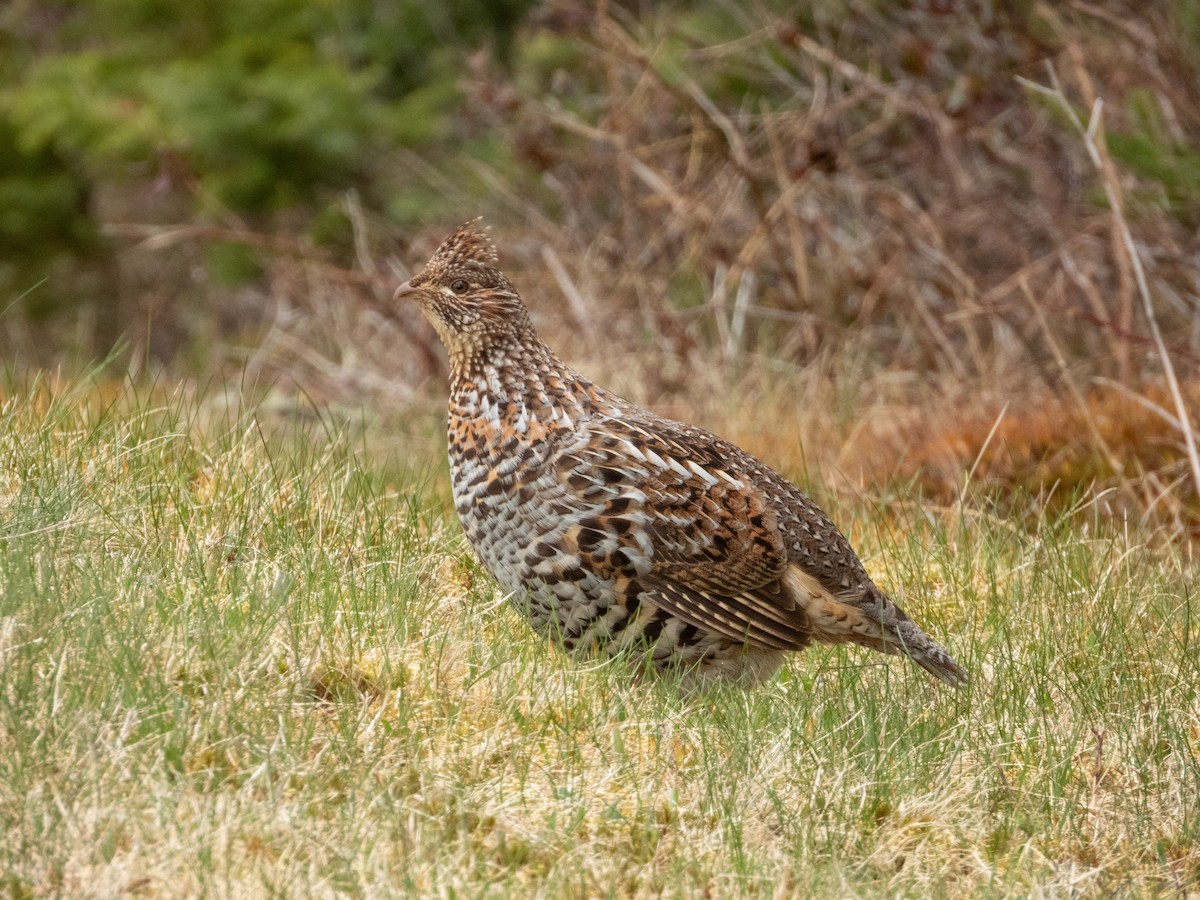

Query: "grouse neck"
(448, 334), (606, 431)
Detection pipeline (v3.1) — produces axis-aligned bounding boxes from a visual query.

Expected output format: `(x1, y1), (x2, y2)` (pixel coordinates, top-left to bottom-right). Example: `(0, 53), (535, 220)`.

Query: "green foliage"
(4, 0), (537, 207)
(204, 242), (264, 287)
(0, 0), (537, 319)
(1106, 89), (1200, 225)
(7, 52), (158, 167)
(1172, 0), (1200, 68)
(147, 51), (382, 210)
(0, 117), (102, 316)
(1027, 84), (1200, 225)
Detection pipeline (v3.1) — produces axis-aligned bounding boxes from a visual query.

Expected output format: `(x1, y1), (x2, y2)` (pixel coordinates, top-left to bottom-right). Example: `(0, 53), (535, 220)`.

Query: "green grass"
(1, 371), (1197, 897)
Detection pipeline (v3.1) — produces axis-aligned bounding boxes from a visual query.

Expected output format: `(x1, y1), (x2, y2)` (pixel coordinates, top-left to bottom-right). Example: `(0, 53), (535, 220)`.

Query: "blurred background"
(2, 0), (1198, 534)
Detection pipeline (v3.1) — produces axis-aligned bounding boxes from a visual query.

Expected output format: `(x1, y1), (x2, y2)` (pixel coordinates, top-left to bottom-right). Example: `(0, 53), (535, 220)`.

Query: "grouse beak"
(393, 279), (416, 301)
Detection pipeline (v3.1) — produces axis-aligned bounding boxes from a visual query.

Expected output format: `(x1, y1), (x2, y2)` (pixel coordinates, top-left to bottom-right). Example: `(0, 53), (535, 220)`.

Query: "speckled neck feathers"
(448, 338), (610, 442)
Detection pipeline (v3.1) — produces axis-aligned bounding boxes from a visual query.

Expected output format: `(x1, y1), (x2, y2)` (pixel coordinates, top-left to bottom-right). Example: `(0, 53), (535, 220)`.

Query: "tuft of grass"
(1, 371), (1197, 896)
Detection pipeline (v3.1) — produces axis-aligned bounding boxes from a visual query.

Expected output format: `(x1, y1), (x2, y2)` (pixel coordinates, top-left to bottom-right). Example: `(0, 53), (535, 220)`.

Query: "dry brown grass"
(458, 1), (1200, 535)
(855, 381), (1200, 534)
(55, 2), (1199, 535)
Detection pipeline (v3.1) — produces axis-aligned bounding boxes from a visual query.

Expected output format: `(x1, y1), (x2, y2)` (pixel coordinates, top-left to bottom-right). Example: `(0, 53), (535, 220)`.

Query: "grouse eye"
(450, 279), (468, 294)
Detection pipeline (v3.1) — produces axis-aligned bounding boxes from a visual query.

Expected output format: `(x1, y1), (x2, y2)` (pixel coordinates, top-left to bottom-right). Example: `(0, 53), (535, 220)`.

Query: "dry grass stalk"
(1019, 67), (1200, 515)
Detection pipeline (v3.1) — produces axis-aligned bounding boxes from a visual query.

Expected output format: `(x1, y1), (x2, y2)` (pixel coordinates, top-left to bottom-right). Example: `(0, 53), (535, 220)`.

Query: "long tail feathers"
(783, 566), (968, 687)
(890, 618), (968, 686)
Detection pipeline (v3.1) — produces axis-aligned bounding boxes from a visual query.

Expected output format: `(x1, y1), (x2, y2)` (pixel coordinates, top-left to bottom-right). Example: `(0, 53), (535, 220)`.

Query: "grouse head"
(395, 220), (534, 373)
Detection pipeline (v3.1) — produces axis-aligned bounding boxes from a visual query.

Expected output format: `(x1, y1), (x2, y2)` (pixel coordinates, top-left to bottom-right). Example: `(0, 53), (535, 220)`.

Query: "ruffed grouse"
(396, 221), (966, 686)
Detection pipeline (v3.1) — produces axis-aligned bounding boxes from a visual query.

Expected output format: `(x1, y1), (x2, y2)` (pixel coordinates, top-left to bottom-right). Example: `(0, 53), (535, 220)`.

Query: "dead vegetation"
(63, 1), (1200, 535)
(461, 0), (1200, 535)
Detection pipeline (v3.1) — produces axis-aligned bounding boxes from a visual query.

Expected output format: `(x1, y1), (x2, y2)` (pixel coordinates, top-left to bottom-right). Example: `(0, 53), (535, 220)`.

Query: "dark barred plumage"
(396, 220), (966, 686)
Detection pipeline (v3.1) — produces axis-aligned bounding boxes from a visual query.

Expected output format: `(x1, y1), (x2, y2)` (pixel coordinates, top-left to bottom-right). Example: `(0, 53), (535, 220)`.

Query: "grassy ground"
(1, 371), (1197, 898)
